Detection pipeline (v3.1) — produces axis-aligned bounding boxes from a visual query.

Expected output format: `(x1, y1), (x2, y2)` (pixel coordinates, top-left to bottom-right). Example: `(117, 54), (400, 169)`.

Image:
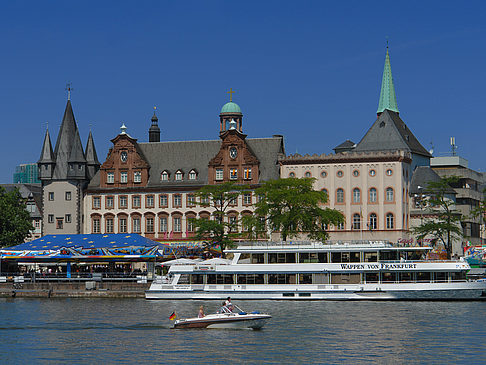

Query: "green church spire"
(377, 47), (399, 114)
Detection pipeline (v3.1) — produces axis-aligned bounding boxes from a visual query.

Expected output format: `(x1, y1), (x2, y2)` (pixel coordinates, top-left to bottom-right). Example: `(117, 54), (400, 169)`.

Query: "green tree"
(469, 187), (486, 240)
(0, 186), (32, 247)
(244, 178), (344, 241)
(193, 182), (249, 257)
(412, 176), (463, 258)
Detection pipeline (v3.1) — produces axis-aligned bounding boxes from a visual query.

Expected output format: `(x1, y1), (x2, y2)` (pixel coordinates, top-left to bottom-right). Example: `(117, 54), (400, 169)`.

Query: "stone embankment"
(0, 281), (151, 298)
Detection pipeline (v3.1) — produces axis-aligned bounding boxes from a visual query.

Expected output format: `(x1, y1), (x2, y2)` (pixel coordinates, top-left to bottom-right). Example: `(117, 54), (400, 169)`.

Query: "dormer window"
(175, 170), (183, 181)
(161, 171), (169, 181)
(134, 171), (142, 183)
(189, 170), (197, 180)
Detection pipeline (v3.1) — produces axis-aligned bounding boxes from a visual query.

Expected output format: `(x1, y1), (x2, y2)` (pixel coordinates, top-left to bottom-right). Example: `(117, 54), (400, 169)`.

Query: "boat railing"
(236, 240), (392, 249)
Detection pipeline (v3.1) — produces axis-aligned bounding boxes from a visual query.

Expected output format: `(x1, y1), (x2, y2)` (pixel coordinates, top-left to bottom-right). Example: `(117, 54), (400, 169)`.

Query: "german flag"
(169, 311), (177, 321)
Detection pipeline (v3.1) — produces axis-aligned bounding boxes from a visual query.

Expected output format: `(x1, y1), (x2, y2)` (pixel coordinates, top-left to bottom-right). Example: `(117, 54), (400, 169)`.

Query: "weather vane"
(65, 82), (73, 100)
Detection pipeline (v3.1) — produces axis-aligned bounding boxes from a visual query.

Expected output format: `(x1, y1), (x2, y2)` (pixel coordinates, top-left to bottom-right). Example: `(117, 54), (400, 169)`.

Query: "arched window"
(321, 188), (329, 204)
(352, 213), (361, 230)
(386, 187), (394, 202)
(369, 188), (377, 203)
(336, 188), (344, 203)
(369, 213), (377, 230)
(386, 213), (394, 229)
(353, 188), (361, 203)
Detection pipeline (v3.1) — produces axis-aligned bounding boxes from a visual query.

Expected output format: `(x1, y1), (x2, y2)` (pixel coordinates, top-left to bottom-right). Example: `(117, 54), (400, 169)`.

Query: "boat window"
(434, 272), (448, 282)
(331, 273), (361, 284)
(364, 252), (378, 262)
(237, 274), (264, 284)
(251, 253), (265, 264)
(331, 252), (357, 263)
(365, 272), (379, 283)
(399, 272), (413, 282)
(238, 253), (251, 264)
(268, 274), (296, 284)
(380, 250), (398, 261)
(206, 274), (234, 284)
(299, 252), (326, 263)
(417, 272), (431, 282)
(331, 252), (342, 263)
(313, 273), (329, 284)
(299, 273), (313, 284)
(408, 251), (424, 261)
(268, 253), (296, 263)
(450, 271), (466, 281)
(382, 272), (396, 282)
(350, 252), (360, 262)
(190, 274), (204, 284)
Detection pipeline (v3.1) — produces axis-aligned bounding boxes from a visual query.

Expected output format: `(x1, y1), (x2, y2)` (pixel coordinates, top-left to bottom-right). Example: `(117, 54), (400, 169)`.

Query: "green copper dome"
(221, 102), (242, 114)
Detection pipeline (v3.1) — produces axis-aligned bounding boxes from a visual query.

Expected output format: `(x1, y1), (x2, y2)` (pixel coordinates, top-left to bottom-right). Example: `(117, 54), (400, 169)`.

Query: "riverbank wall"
(0, 281), (151, 298)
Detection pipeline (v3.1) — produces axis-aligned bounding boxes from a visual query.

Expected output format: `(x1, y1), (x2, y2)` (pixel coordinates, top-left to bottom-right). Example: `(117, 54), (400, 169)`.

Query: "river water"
(0, 298), (485, 364)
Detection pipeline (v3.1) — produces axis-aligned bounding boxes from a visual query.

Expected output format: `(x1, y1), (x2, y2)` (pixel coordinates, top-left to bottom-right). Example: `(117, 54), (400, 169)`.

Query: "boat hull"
(174, 314), (271, 329)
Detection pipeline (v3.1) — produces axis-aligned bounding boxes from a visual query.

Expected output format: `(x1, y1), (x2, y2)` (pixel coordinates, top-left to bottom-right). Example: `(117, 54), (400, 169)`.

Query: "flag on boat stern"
(169, 312), (177, 320)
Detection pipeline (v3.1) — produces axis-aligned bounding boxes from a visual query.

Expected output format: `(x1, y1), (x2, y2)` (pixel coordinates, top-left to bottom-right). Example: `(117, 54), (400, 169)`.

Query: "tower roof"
(68, 129), (87, 163)
(220, 102), (242, 114)
(38, 128), (55, 164)
(377, 48), (399, 114)
(85, 131), (100, 165)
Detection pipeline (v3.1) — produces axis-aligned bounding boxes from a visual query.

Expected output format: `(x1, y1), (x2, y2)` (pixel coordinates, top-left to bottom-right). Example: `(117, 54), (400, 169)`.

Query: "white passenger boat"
(173, 305), (271, 329)
(146, 241), (486, 300)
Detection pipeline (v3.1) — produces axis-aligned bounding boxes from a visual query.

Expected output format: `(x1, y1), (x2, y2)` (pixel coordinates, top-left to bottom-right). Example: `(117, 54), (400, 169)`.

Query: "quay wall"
(0, 281), (151, 298)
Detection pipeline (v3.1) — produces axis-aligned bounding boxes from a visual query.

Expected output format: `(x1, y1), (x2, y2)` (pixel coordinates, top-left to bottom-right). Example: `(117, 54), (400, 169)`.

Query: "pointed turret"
(85, 131), (100, 179)
(67, 129), (87, 179)
(377, 47), (399, 115)
(38, 128), (56, 180)
(149, 108), (161, 142)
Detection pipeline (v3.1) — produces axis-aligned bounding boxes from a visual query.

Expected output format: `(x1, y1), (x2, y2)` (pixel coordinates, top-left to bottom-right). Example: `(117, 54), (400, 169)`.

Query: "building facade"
(13, 164), (40, 184)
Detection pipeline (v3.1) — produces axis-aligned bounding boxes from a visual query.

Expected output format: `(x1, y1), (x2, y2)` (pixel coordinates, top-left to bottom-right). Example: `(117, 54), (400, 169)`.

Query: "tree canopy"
(0, 186), (33, 247)
(245, 178), (344, 241)
(412, 176), (463, 258)
(192, 182), (249, 257)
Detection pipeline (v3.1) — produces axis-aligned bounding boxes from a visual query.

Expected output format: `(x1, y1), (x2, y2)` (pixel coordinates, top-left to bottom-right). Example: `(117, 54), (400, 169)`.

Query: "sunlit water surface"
(0, 298), (485, 364)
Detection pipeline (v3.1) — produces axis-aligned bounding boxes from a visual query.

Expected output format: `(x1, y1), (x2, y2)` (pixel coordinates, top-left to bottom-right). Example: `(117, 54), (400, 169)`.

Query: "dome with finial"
(220, 102), (242, 114)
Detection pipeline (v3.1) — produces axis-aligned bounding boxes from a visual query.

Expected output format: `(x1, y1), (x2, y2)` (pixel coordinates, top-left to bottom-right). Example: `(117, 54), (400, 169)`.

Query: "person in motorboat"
(198, 305), (205, 318)
(224, 297), (234, 312)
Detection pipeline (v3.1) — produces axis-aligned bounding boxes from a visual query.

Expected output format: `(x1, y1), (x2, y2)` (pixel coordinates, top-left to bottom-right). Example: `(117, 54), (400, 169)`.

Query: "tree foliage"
(192, 182), (249, 257)
(469, 187), (486, 240)
(245, 178), (344, 241)
(412, 176), (463, 258)
(0, 187), (32, 247)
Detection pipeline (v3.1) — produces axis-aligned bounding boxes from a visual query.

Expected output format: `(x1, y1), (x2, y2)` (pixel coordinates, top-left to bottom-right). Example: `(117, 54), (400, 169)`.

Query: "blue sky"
(1, 1), (485, 183)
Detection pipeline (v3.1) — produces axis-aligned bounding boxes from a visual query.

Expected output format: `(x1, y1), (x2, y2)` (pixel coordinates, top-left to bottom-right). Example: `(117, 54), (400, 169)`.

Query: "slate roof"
(333, 139), (356, 153)
(410, 166), (455, 195)
(355, 110), (431, 158)
(38, 129), (55, 164)
(85, 131), (100, 166)
(0, 183), (42, 218)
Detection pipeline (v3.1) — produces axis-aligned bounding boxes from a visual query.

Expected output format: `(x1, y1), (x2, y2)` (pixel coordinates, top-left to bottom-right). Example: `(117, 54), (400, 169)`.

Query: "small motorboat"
(173, 305), (271, 329)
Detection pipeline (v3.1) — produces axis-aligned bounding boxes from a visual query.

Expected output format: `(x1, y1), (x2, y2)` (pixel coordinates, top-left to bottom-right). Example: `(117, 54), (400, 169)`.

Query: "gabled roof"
(38, 129), (55, 164)
(333, 139), (356, 153)
(355, 109), (431, 157)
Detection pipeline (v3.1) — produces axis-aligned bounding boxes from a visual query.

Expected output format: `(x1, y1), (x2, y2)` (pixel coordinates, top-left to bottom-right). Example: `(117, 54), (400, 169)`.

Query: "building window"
(337, 220), (345, 230)
(48, 214), (54, 223)
(65, 192), (71, 201)
(106, 218), (114, 233)
(369, 188), (377, 203)
(175, 171), (183, 181)
(56, 218), (64, 230)
(146, 217), (154, 233)
(119, 196), (128, 208)
(216, 169), (223, 181)
(159, 194), (168, 208)
(132, 217), (141, 233)
(48, 192), (54, 201)
(189, 170), (197, 180)
(120, 171), (128, 183)
(337, 170), (343, 177)
(369, 169), (376, 177)
(352, 213), (361, 230)
(161, 171), (169, 181)
(321, 189), (329, 203)
(353, 170), (359, 177)
(244, 168), (252, 180)
(386, 213), (394, 229)
(386, 187), (394, 202)
(386, 169), (393, 176)
(228, 216), (237, 232)
(369, 213), (377, 230)
(106, 196), (114, 209)
(173, 217), (182, 232)
(187, 194), (196, 207)
(134, 171), (142, 183)
(304, 171), (311, 178)
(65, 214), (71, 223)
(200, 195), (209, 205)
(173, 194), (182, 207)
(336, 188), (344, 203)
(353, 188), (361, 203)
(92, 218), (100, 233)
(243, 193), (252, 205)
(289, 172), (295, 178)
(321, 171), (327, 178)
(133, 195), (141, 208)
(119, 218), (127, 233)
(230, 168), (238, 180)
(187, 217), (195, 232)
(160, 217), (168, 232)
(93, 196), (101, 209)
(107, 172), (114, 183)
(146, 195), (154, 208)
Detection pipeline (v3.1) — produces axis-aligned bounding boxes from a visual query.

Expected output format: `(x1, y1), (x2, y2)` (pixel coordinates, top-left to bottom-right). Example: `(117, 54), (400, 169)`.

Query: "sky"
(1, 1), (485, 183)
